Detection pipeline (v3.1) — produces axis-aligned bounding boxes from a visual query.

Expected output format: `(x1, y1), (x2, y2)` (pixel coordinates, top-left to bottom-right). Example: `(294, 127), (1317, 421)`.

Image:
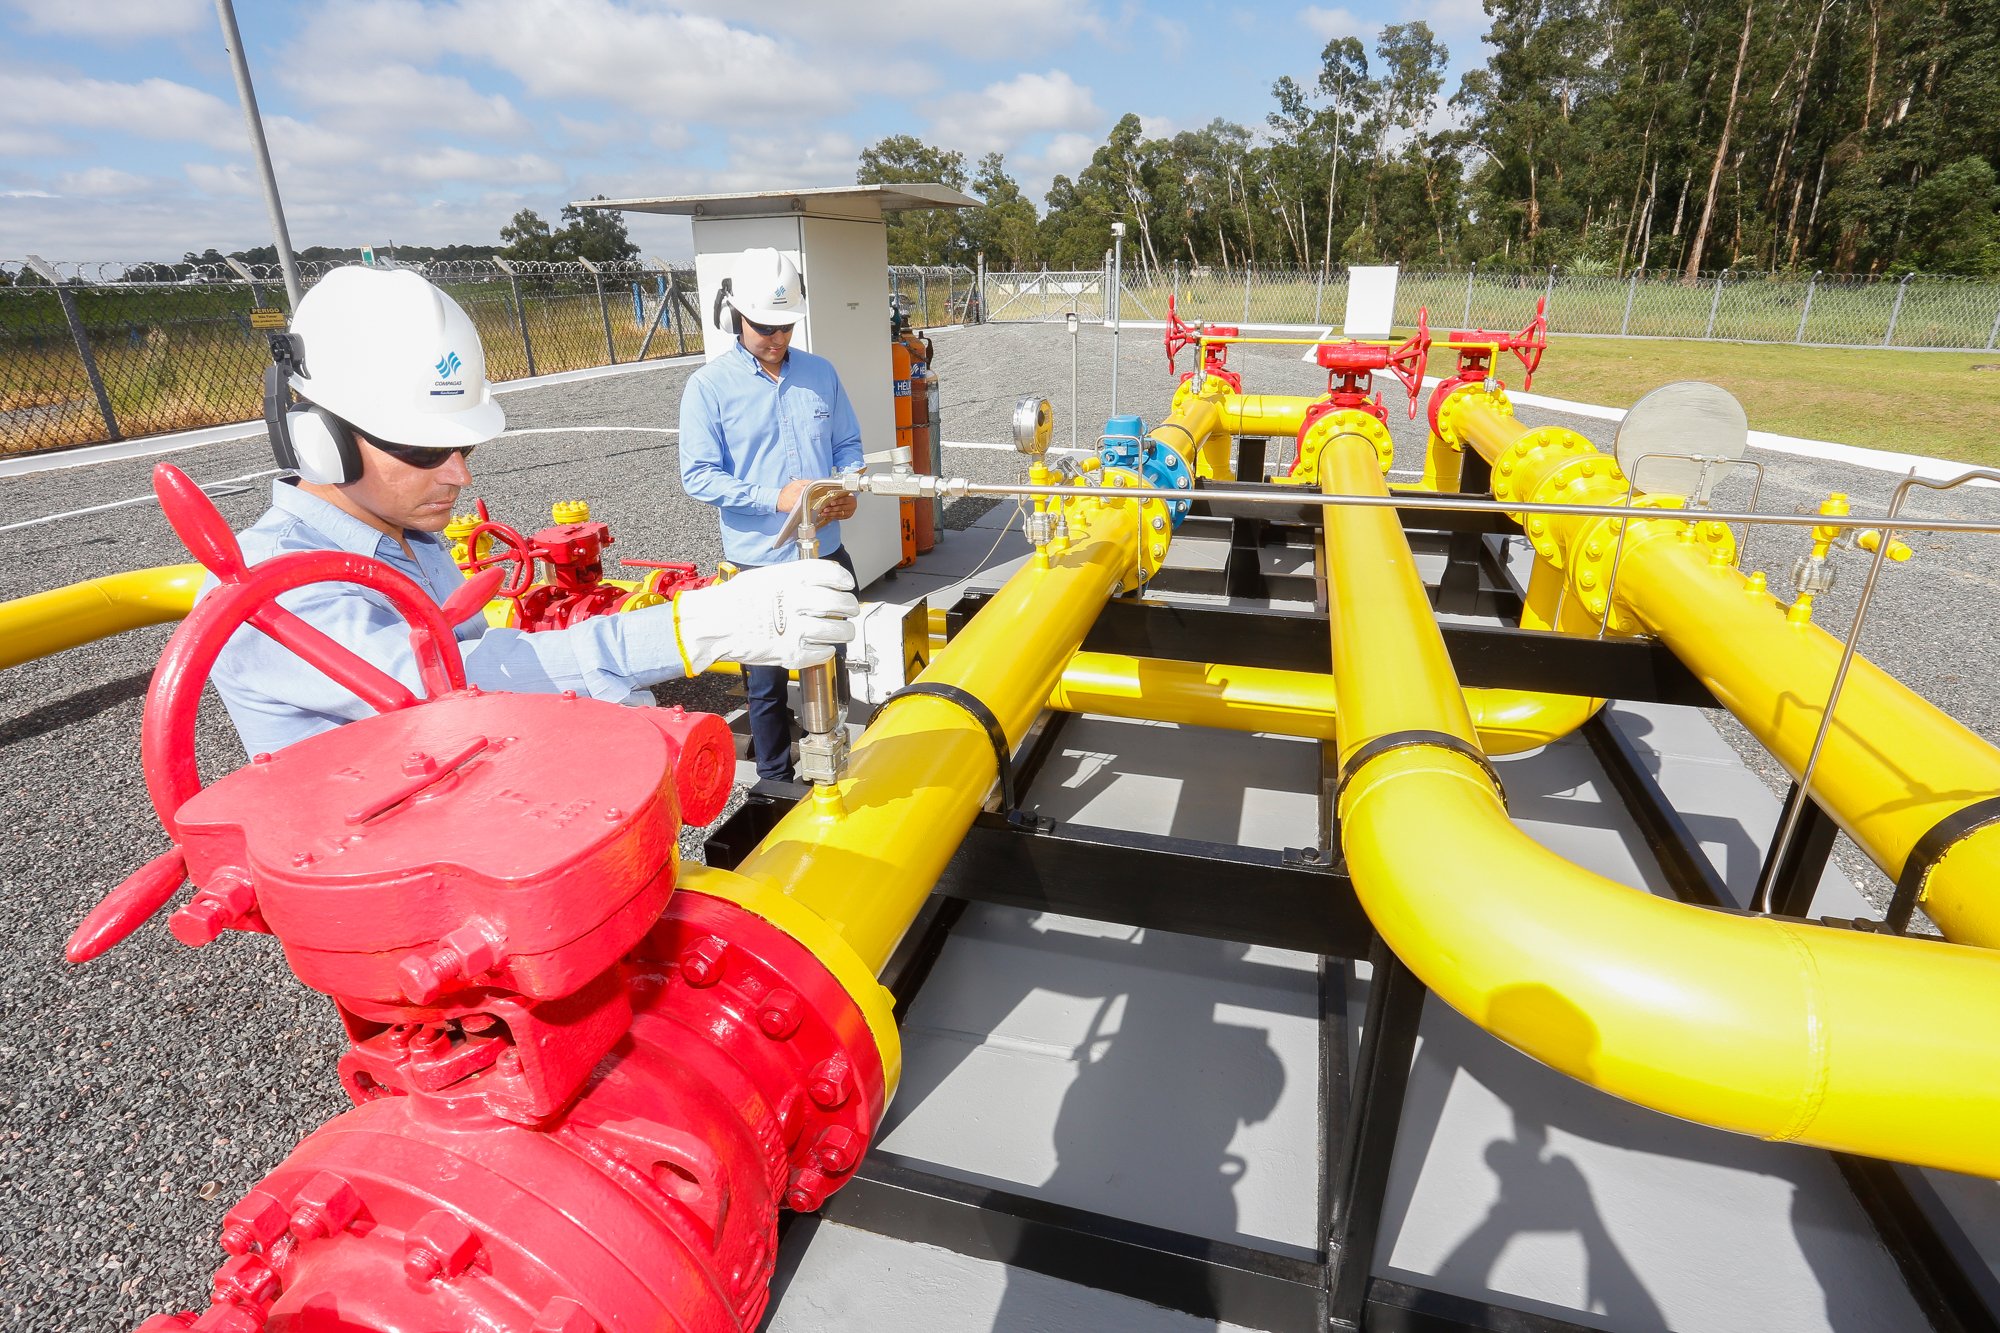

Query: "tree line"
(862, 0), (2000, 277)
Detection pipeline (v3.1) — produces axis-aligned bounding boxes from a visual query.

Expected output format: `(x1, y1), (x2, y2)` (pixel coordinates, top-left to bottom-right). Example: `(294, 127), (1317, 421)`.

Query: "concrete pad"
(1377, 994), (1928, 1333)
(767, 1221), (1266, 1333)
(1019, 713), (1321, 849)
(880, 905), (1322, 1254)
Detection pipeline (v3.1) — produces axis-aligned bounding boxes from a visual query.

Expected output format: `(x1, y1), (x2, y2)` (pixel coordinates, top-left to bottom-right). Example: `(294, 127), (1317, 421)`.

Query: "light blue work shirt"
(206, 481), (685, 756)
(679, 340), (864, 565)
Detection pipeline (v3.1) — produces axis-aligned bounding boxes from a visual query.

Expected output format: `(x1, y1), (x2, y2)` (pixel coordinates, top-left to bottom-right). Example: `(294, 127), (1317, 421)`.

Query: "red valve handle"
(64, 464), (504, 964)
(461, 519), (537, 599)
(619, 559), (702, 575)
(1382, 307), (1431, 419)
(1512, 296), (1548, 389)
(1164, 293), (1199, 376)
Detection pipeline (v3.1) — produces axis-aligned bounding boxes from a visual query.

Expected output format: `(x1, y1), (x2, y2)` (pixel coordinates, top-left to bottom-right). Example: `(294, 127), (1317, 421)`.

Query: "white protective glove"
(672, 560), (858, 673)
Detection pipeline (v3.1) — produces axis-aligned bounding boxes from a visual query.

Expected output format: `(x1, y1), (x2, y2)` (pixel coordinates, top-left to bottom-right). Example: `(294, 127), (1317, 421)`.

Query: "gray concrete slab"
(880, 904), (1322, 1256)
(766, 1220), (1266, 1333)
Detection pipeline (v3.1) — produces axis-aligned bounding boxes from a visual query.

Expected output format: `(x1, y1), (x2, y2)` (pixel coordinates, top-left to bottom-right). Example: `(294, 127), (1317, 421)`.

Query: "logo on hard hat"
(436, 351), (462, 378)
(772, 285), (788, 301)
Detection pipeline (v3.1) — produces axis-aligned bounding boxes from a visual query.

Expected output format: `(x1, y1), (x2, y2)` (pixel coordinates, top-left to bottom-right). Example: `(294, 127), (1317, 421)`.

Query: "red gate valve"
(1164, 292), (1199, 375)
(1312, 307), (1431, 420)
(460, 517), (538, 599)
(1162, 294), (1244, 392)
(1438, 296), (1548, 388)
(620, 558), (713, 601)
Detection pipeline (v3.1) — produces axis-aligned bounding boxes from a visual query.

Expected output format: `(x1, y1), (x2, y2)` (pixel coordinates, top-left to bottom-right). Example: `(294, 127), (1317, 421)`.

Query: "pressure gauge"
(1011, 396), (1054, 456)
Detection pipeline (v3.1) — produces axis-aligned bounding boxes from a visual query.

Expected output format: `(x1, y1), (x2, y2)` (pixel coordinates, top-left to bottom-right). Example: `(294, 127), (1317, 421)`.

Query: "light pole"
(214, 0), (303, 309)
(1109, 221), (1126, 419)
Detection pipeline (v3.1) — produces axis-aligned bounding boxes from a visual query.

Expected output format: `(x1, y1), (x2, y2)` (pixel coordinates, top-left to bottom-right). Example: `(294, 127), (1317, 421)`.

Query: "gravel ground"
(4, 323), (1997, 1327)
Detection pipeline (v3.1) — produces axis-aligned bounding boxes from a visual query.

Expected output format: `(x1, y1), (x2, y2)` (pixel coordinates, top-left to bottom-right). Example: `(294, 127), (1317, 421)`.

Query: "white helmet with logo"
(723, 248), (806, 328)
(289, 266), (505, 450)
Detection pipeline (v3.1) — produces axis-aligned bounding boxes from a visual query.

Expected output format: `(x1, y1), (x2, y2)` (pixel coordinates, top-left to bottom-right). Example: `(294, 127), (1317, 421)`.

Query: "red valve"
(1425, 297), (1549, 436)
(461, 517), (539, 598)
(1310, 308), (1431, 421)
(455, 508), (714, 633)
(1164, 292), (1198, 375)
(65, 465), (505, 965)
(92, 466), (882, 1333)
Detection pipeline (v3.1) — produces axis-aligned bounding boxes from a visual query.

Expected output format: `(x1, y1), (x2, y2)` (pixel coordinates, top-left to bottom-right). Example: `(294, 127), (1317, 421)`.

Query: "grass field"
(1530, 337), (2000, 465)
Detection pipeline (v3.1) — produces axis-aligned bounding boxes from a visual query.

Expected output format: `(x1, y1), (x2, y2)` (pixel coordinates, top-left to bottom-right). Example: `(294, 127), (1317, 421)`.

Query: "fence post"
(1796, 270), (1821, 344)
(580, 257), (617, 365)
(1462, 263), (1477, 327)
(1313, 264), (1328, 324)
(1241, 263), (1253, 323)
(976, 252), (987, 324)
(918, 269), (929, 326)
(1542, 264), (1558, 319)
(491, 257), (537, 377)
(1987, 286), (2000, 351)
(25, 255), (120, 442)
(1619, 268), (1639, 336)
(1884, 272), (1914, 346)
(1172, 261), (1182, 315)
(1704, 270), (1726, 339)
(667, 270), (686, 355)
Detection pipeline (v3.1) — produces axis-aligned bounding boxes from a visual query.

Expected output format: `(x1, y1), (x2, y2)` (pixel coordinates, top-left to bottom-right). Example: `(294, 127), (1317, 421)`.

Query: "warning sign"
(249, 308), (286, 330)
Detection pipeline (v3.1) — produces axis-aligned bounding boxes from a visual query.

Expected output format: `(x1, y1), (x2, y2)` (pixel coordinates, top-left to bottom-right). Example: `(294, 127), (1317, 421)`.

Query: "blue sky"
(0, 0), (1492, 263)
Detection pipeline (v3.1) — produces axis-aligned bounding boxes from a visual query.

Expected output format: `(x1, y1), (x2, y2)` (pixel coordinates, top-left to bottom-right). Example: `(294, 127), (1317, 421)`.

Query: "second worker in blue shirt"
(679, 248), (865, 782)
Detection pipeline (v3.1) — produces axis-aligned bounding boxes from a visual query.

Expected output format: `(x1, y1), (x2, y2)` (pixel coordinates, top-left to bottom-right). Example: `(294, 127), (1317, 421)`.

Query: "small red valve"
(1310, 308), (1431, 421)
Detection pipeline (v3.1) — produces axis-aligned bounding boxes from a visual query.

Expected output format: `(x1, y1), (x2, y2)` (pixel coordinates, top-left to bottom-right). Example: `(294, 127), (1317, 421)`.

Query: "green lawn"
(1528, 338), (2000, 466)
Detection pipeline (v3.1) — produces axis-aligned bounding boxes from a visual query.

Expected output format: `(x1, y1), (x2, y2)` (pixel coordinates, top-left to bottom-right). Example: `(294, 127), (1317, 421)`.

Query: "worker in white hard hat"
(679, 247), (865, 783)
(208, 264), (857, 759)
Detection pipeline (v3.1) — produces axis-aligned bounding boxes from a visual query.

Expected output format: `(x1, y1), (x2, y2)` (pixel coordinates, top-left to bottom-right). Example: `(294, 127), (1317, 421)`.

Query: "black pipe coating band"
(1333, 728), (1506, 811)
(1884, 794), (2000, 933)
(878, 681), (1017, 813)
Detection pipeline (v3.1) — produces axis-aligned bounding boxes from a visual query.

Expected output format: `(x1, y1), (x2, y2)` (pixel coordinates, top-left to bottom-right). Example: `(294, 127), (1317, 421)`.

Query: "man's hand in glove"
(671, 560), (858, 673)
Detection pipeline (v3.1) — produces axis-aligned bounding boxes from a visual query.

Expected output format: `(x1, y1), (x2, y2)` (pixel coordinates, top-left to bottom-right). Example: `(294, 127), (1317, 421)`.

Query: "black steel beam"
(944, 812), (1369, 957)
(1759, 781), (1842, 919)
(953, 594), (1712, 706)
(819, 1150), (1324, 1330)
(1581, 712), (1731, 908)
(1366, 1280), (1618, 1333)
(1326, 938), (1429, 1330)
(1833, 1157), (2000, 1333)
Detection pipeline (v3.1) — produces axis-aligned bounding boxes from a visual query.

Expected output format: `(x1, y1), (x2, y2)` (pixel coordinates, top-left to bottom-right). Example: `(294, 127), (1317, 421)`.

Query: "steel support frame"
(712, 499), (1995, 1331)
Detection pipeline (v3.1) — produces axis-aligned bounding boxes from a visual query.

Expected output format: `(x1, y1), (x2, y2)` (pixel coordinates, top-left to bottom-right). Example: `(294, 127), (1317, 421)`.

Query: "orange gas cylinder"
(892, 341), (917, 568)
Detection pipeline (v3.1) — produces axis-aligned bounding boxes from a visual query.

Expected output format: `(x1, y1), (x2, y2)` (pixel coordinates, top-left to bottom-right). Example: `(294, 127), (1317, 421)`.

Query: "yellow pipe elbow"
(0, 563), (205, 669)
(1217, 394), (1317, 438)
(1319, 440), (2000, 1178)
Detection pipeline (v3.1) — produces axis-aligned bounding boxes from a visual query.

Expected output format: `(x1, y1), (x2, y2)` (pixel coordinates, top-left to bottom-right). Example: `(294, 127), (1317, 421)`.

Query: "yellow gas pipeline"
(693, 404), (1217, 1096)
(1319, 438), (2000, 1179)
(1442, 388), (2000, 947)
(0, 564), (204, 669)
(1046, 652), (1594, 755)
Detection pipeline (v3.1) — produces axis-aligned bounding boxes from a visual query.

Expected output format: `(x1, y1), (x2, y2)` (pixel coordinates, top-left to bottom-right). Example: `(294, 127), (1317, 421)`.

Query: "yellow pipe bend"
(0, 564), (204, 669)
(1452, 393), (2000, 947)
(1045, 651), (1598, 756)
(1320, 441), (2000, 1178)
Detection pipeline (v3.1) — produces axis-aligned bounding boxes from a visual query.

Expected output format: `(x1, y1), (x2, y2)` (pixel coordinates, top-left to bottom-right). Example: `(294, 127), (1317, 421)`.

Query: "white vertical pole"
(214, 0), (302, 310)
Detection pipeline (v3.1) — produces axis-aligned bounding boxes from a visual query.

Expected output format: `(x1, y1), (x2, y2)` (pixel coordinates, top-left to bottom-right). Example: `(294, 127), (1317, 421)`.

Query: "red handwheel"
(65, 464), (505, 963)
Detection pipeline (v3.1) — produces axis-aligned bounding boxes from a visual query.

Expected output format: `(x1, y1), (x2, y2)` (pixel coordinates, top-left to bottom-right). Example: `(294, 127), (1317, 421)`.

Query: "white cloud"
(1022, 131), (1097, 179)
(295, 0), (848, 122)
(53, 167), (153, 197)
(1299, 5), (1378, 41)
(4, 0), (209, 37)
(929, 71), (1102, 158)
(668, 0), (1106, 60)
(0, 73), (240, 150)
(283, 64), (532, 140)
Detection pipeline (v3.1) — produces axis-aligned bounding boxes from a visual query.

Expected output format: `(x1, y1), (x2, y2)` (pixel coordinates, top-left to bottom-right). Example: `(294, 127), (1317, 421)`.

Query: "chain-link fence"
(988, 262), (2000, 353)
(1, 259), (970, 458)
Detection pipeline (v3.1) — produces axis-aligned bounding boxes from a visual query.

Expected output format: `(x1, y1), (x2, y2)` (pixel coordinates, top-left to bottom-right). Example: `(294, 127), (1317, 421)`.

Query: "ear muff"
(262, 340), (361, 485)
(713, 277), (741, 336)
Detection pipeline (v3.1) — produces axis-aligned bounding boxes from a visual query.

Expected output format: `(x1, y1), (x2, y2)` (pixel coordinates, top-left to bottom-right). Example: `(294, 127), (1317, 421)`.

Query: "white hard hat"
(725, 248), (806, 327)
(288, 266), (505, 449)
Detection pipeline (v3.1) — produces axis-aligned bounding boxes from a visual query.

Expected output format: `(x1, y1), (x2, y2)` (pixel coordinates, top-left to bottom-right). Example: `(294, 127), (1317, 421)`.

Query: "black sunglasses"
(368, 438), (476, 469)
(744, 317), (794, 337)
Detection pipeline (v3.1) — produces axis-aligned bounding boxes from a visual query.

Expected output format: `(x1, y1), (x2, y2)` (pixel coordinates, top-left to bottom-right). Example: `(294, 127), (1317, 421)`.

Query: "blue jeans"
(743, 545), (855, 782)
